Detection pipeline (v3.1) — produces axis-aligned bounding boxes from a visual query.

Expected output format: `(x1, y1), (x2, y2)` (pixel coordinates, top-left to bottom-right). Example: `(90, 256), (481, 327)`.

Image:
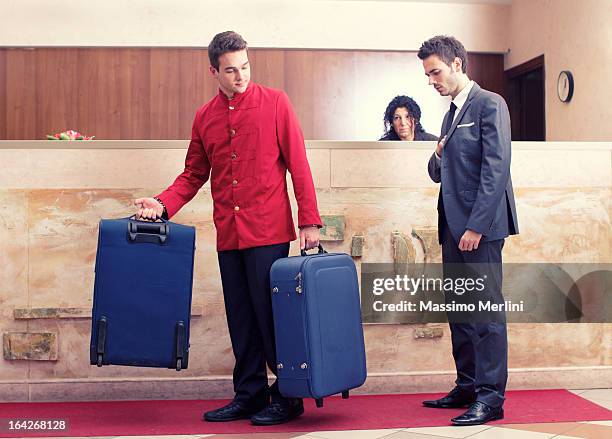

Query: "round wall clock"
(557, 70), (574, 103)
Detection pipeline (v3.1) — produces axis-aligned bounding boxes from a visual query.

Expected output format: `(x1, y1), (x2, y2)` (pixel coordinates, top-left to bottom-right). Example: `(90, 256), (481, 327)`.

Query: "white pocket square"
(457, 122), (474, 128)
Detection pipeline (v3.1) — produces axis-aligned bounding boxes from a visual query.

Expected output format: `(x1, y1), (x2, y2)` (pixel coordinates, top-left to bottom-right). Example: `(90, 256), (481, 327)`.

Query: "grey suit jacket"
(428, 82), (519, 244)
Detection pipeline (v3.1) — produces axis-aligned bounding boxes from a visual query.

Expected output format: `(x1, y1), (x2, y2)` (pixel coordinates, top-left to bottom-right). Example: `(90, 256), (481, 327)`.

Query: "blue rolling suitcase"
(270, 245), (367, 407)
(90, 216), (195, 371)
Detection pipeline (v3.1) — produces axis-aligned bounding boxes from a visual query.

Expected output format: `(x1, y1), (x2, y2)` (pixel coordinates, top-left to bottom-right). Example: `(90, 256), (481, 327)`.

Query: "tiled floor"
(26, 389), (612, 439)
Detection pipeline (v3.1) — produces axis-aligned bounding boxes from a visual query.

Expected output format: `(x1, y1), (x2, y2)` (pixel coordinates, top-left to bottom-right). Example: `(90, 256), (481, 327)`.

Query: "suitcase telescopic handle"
(127, 216), (169, 244)
(300, 244), (326, 257)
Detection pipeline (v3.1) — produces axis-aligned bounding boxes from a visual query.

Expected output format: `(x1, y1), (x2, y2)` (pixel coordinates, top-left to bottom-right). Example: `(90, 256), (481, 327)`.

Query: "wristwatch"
(153, 197), (169, 220)
(299, 224), (322, 229)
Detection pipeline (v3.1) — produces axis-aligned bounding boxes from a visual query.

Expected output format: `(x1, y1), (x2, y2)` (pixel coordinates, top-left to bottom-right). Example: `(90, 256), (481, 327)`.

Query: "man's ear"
(453, 57), (463, 73)
(209, 65), (218, 78)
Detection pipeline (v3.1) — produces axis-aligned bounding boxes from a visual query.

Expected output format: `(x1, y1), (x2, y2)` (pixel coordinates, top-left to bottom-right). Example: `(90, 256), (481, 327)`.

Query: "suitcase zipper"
(295, 272), (303, 294)
(295, 255), (316, 295)
(297, 257), (318, 397)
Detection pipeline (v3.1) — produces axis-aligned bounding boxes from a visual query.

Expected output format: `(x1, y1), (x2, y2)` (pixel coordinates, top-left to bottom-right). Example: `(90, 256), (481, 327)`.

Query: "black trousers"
(441, 218), (508, 409)
(217, 242), (290, 405)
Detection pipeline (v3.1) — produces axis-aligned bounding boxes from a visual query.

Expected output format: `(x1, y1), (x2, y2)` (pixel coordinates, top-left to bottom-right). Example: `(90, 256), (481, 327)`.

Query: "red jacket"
(157, 82), (321, 251)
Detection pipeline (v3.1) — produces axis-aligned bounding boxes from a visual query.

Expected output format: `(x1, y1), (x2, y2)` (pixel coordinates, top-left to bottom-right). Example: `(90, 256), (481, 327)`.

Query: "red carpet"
(0, 390), (610, 437)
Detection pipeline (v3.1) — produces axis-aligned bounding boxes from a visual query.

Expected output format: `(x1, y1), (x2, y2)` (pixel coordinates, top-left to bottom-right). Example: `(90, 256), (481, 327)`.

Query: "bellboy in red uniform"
(134, 31), (321, 425)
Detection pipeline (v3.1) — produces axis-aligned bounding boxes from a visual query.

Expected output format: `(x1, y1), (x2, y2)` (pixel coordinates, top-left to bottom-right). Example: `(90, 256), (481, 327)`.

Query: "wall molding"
(1, 366), (610, 401)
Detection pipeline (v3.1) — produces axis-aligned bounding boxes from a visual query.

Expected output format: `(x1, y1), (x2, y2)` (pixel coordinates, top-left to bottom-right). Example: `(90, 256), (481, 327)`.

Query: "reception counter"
(0, 140), (610, 401)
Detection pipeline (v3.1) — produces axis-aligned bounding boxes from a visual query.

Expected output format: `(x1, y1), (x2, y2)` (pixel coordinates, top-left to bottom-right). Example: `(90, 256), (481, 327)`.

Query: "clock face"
(557, 71), (574, 102)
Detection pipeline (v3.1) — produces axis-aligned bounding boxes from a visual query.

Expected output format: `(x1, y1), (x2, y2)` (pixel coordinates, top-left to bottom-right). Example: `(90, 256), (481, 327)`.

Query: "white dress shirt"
(435, 79), (475, 160)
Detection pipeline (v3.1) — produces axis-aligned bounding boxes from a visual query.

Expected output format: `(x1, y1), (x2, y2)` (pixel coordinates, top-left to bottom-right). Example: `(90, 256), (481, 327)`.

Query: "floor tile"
(578, 389), (612, 402)
(582, 420), (612, 426)
(568, 389), (589, 396)
(498, 422), (580, 435)
(373, 431), (452, 439)
(209, 434), (307, 439)
(402, 425), (490, 438)
(554, 422), (612, 439)
(307, 429), (401, 439)
(466, 426), (555, 438)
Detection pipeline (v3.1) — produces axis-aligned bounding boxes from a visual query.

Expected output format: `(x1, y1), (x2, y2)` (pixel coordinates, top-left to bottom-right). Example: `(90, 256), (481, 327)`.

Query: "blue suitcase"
(90, 216), (195, 370)
(270, 245), (367, 407)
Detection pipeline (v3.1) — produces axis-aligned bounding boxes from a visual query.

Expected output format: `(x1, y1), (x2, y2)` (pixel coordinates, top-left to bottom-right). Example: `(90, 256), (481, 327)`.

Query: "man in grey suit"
(418, 35), (519, 426)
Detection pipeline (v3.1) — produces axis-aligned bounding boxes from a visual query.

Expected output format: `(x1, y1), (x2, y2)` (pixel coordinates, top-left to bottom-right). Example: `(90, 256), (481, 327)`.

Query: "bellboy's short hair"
(208, 31), (248, 70)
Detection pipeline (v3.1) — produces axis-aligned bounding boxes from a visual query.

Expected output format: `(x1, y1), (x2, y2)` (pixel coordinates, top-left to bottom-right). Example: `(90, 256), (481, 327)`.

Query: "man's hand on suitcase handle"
(134, 197), (164, 221)
(300, 226), (320, 251)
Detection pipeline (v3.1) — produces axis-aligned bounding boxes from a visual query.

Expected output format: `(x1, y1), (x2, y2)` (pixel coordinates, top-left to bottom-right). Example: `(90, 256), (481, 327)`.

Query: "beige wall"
(507, 0), (612, 141)
(0, 140), (610, 401)
(1, 0), (509, 51)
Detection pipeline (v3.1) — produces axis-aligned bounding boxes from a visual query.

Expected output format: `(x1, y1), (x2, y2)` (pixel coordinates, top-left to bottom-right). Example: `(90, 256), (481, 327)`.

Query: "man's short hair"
(208, 31), (248, 70)
(417, 35), (468, 73)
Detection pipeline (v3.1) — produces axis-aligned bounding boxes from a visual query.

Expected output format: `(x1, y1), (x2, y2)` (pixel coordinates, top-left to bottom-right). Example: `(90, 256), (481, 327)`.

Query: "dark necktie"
(442, 102), (457, 137)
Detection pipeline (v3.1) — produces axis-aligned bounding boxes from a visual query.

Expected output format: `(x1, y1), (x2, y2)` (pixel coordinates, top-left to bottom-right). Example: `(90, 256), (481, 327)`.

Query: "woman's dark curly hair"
(380, 96), (425, 140)
(380, 95), (426, 140)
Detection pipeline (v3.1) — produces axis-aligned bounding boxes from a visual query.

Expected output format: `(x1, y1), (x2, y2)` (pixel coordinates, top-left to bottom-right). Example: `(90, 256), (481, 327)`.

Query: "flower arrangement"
(46, 130), (95, 140)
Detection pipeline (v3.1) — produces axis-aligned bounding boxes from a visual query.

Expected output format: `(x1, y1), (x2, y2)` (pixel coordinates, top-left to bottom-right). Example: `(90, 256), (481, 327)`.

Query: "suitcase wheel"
(315, 398), (324, 408)
(175, 358), (182, 371)
(96, 354), (103, 367)
(342, 390), (349, 399)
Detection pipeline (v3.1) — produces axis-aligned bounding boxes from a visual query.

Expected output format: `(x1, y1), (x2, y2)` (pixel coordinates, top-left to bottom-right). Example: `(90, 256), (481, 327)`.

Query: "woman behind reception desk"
(379, 95), (437, 141)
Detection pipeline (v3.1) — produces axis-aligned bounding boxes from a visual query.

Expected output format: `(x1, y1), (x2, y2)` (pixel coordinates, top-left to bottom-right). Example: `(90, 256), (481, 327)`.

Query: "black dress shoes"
(203, 400), (266, 422)
(451, 401), (504, 425)
(250, 398), (304, 425)
(423, 387), (476, 408)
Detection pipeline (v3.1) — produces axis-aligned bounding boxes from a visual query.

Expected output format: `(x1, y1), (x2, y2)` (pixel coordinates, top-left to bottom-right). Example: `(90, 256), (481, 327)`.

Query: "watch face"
(557, 71), (574, 102)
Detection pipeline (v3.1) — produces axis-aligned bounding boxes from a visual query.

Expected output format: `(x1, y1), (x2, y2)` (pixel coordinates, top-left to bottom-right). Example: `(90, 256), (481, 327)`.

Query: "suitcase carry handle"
(127, 216), (169, 244)
(300, 244), (326, 257)
(127, 214), (168, 224)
